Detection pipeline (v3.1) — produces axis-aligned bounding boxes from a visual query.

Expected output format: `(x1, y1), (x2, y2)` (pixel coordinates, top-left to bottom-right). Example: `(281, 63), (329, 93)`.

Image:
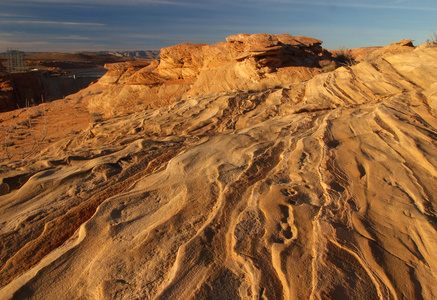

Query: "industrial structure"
(7, 49), (25, 73)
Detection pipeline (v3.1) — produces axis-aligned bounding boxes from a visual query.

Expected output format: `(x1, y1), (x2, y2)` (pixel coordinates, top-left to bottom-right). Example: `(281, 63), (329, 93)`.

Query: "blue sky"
(0, 0), (436, 52)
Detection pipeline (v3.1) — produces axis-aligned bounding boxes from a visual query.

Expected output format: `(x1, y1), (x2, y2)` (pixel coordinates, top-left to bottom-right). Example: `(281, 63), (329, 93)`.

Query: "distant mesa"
(100, 50), (160, 60)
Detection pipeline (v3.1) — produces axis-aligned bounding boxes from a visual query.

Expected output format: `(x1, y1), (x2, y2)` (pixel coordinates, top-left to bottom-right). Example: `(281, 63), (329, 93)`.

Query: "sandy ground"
(0, 47), (436, 299)
(0, 97), (92, 163)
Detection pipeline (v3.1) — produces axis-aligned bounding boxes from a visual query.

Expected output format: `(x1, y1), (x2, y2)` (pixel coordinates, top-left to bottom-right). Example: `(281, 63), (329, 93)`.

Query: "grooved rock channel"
(1, 35), (437, 299)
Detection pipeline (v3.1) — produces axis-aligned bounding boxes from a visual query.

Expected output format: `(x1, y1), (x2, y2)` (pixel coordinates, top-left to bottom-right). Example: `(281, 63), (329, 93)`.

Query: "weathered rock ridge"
(85, 33), (334, 115)
(0, 35), (437, 300)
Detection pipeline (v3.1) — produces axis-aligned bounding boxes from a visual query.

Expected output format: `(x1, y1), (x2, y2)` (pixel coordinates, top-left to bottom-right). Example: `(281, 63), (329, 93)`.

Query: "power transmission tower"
(7, 49), (25, 73)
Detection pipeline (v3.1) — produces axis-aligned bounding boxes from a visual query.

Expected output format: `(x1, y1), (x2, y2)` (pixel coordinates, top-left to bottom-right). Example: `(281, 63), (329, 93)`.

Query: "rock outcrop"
(0, 37), (436, 299)
(85, 33), (335, 116)
(333, 39), (417, 63)
(362, 39), (415, 61)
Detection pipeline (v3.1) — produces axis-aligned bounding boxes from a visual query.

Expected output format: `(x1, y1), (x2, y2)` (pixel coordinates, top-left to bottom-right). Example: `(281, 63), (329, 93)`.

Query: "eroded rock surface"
(85, 33), (334, 116)
(0, 37), (437, 300)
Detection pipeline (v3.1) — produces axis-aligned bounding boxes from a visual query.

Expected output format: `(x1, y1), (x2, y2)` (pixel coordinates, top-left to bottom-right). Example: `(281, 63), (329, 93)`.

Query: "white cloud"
(0, 20), (105, 26)
(9, 0), (437, 10)
(0, 39), (50, 50)
(13, 0), (197, 6)
(0, 13), (24, 17)
(235, 0), (437, 11)
(49, 35), (93, 40)
(0, 38), (108, 52)
(313, 1), (437, 11)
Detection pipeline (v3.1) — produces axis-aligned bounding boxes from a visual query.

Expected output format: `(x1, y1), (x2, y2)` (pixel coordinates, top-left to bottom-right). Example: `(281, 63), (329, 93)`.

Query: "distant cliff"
(0, 71), (103, 112)
(100, 50), (160, 60)
(0, 51), (154, 112)
(0, 72), (48, 112)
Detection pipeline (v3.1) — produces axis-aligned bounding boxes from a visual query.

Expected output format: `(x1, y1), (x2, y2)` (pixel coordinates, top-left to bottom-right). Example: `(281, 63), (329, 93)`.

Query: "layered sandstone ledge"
(85, 33), (338, 116)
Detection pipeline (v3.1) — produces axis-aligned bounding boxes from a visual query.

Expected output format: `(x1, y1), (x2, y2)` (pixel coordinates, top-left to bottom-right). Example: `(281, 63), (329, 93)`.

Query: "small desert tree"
(426, 31), (437, 47)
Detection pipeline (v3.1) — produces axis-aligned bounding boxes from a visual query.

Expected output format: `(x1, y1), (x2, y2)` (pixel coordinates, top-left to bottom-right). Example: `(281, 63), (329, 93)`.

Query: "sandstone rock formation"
(85, 33), (334, 116)
(0, 35), (437, 300)
(361, 39), (415, 61)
